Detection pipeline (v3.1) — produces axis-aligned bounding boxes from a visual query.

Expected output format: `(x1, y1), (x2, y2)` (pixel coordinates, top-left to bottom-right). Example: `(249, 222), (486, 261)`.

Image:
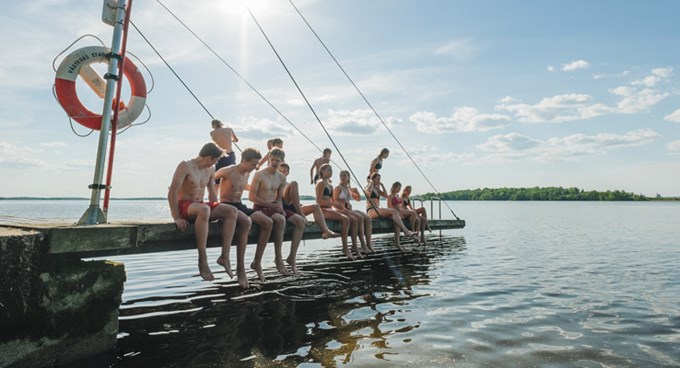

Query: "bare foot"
(237, 267), (249, 289)
(342, 249), (355, 260)
(352, 247), (364, 259)
(361, 245), (372, 255)
(198, 260), (215, 281)
(250, 261), (265, 282)
(396, 244), (406, 252)
(286, 256), (299, 274)
(216, 255), (233, 279)
(410, 233), (422, 246)
(275, 258), (289, 276)
(322, 230), (340, 239)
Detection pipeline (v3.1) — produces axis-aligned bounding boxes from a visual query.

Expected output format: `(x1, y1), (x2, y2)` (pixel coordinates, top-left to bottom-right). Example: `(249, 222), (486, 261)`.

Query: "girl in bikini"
(364, 172), (421, 250)
(402, 185), (432, 232)
(334, 170), (374, 254)
(389, 182), (424, 245)
(367, 148), (389, 181)
(316, 164), (360, 260)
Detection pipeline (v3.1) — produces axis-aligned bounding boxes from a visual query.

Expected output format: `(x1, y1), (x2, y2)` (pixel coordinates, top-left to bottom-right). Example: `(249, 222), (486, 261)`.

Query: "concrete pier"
(0, 228), (125, 367)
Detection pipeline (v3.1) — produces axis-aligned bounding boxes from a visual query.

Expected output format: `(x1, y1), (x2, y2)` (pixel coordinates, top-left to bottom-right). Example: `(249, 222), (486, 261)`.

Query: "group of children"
(168, 120), (429, 289)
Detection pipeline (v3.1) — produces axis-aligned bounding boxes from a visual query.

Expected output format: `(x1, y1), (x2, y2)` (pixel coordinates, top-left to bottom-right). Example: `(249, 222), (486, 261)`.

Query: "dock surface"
(1, 218), (465, 257)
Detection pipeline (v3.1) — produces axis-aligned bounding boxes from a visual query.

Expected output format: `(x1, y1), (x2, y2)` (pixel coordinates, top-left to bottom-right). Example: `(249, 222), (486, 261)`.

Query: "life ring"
(54, 45), (147, 130)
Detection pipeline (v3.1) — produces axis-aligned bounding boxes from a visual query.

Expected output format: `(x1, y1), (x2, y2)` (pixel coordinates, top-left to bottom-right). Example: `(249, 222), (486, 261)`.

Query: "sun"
(215, 0), (273, 18)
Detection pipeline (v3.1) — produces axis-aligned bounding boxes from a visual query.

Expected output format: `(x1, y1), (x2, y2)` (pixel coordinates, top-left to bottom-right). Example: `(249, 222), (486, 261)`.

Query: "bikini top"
(323, 185), (332, 197)
(338, 186), (350, 201)
(391, 195), (402, 206)
(402, 196), (411, 207)
(369, 188), (380, 199)
(374, 159), (382, 170)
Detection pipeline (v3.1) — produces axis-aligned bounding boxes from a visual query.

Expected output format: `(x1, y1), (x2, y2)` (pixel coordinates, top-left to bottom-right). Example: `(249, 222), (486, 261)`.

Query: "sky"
(1, 0), (679, 199)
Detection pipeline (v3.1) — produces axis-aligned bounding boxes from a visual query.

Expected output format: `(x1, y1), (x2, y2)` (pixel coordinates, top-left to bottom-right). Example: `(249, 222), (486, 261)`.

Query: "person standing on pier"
(215, 148), (272, 285)
(249, 148), (306, 274)
(168, 142), (240, 283)
(310, 148), (332, 184)
(210, 119), (239, 179)
(368, 148), (389, 181)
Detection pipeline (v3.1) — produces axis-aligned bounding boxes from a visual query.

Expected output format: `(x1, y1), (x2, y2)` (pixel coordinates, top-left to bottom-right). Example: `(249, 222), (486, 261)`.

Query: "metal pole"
(78, 0), (128, 225)
(103, 0), (134, 216)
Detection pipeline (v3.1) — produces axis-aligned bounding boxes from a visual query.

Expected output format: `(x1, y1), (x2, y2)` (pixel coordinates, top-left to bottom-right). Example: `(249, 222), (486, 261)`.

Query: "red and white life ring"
(54, 45), (147, 130)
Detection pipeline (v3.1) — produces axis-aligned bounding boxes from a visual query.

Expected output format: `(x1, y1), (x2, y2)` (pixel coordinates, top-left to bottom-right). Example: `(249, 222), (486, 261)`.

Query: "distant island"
(418, 187), (678, 201)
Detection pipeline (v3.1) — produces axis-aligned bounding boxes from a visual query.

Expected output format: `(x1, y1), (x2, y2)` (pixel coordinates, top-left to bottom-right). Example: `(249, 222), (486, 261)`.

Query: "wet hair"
(391, 181), (402, 194)
(211, 119), (222, 128)
(403, 185), (412, 195)
(339, 169), (350, 177)
(199, 142), (223, 158)
(265, 139), (274, 149)
(379, 148), (390, 157)
(271, 138), (284, 147)
(369, 172), (381, 180)
(280, 162), (290, 170)
(319, 163), (332, 177)
(323, 148), (332, 155)
(241, 147), (262, 162)
(269, 147), (285, 160)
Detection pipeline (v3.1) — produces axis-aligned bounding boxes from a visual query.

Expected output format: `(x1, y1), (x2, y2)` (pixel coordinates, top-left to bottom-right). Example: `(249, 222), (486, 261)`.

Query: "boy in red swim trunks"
(249, 147), (306, 275)
(168, 142), (246, 287)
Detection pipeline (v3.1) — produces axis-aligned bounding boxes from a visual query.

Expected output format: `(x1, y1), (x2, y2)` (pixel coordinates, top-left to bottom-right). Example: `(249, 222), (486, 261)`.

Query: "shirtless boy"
(210, 119), (239, 173)
(279, 162), (339, 239)
(310, 148), (332, 184)
(249, 148), (306, 274)
(215, 148), (271, 283)
(256, 137), (283, 170)
(168, 142), (240, 283)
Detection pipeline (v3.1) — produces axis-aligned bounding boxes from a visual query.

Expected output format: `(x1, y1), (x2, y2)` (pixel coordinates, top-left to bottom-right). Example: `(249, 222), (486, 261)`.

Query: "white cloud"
(235, 117), (294, 140)
(433, 39), (475, 60)
(547, 65), (556, 72)
(476, 129), (659, 163)
(495, 93), (614, 123)
(664, 108), (680, 123)
(593, 70), (630, 80)
(667, 140), (680, 155)
(632, 67), (673, 87)
(410, 107), (510, 133)
(0, 142), (49, 168)
(561, 59), (590, 72)
(39, 141), (67, 148)
(609, 86), (669, 114)
(323, 109), (398, 136)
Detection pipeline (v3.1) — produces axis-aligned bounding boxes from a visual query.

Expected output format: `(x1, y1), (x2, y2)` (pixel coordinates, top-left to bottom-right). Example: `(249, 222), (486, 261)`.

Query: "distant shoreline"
(2, 196), (678, 201)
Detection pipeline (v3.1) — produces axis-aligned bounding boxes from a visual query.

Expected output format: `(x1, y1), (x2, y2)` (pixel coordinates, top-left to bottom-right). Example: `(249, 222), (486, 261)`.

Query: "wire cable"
(288, 0), (459, 219)
(246, 7), (381, 214)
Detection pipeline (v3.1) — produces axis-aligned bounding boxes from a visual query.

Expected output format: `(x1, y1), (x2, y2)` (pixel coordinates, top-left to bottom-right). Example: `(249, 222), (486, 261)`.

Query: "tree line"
(418, 187), (648, 201)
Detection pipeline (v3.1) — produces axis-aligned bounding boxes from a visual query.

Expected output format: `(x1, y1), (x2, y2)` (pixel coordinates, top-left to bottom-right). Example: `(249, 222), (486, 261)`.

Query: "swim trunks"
(215, 152), (236, 171)
(282, 201), (297, 213)
(224, 201), (256, 216)
(178, 200), (221, 219)
(253, 203), (296, 219)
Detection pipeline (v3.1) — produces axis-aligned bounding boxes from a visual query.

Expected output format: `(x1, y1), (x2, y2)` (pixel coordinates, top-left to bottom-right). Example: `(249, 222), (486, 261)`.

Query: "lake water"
(2, 200), (679, 367)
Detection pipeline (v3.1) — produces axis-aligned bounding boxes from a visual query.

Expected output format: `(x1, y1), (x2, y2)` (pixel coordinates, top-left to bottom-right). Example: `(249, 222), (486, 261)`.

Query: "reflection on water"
(74, 235), (467, 368)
